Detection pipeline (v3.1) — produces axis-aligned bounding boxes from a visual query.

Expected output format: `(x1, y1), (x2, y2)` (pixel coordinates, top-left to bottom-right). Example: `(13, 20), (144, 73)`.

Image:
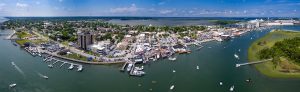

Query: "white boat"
(48, 64), (53, 68)
(131, 70), (146, 76)
(230, 85), (234, 91)
(134, 66), (144, 71)
(9, 83), (16, 88)
(77, 65), (83, 72)
(172, 70), (176, 73)
(238, 49), (241, 52)
(127, 63), (133, 72)
(42, 75), (49, 79)
(219, 82), (223, 86)
(196, 66), (199, 70)
(168, 57), (176, 61)
(170, 85), (175, 90)
(156, 54), (160, 59)
(68, 64), (74, 70)
(11, 62), (16, 66)
(234, 54), (239, 59)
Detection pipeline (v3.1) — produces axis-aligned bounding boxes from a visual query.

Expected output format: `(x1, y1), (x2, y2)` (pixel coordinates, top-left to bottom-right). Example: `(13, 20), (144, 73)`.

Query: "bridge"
(236, 59), (272, 67)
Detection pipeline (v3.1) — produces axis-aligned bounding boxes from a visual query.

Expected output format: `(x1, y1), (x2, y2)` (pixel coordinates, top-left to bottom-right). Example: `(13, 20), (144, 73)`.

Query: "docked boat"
(234, 54), (239, 59)
(9, 83), (17, 88)
(230, 85), (235, 91)
(77, 65), (83, 72)
(38, 53), (42, 57)
(127, 63), (133, 72)
(48, 64), (53, 68)
(156, 54), (160, 59)
(131, 70), (145, 76)
(168, 56), (176, 61)
(134, 66), (144, 71)
(170, 85), (175, 90)
(68, 64), (74, 70)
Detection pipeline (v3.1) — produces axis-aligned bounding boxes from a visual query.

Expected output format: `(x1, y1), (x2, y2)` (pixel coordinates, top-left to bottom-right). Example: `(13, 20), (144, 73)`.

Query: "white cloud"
(159, 10), (173, 14)
(110, 4), (139, 13)
(59, 0), (63, 2)
(16, 3), (28, 8)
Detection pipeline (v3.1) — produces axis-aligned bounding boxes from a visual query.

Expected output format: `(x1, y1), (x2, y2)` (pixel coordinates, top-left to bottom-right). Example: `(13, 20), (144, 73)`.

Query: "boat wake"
(37, 72), (48, 79)
(11, 62), (25, 76)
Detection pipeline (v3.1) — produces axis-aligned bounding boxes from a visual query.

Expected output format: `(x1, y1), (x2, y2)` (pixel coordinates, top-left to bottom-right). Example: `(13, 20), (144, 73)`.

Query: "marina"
(1, 21), (300, 92)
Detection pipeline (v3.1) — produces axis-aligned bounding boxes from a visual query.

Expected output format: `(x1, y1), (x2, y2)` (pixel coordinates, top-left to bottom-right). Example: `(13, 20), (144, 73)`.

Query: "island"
(248, 29), (300, 78)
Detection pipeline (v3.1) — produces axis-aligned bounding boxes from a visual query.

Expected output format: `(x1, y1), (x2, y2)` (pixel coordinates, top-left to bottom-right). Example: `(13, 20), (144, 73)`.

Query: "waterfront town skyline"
(0, 0), (300, 17)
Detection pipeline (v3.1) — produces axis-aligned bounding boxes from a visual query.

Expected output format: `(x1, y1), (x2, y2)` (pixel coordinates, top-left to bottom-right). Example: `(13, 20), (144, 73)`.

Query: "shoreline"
(248, 30), (300, 78)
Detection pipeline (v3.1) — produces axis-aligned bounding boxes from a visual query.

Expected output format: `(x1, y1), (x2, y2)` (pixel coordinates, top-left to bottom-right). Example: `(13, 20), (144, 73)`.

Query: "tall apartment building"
(77, 31), (94, 50)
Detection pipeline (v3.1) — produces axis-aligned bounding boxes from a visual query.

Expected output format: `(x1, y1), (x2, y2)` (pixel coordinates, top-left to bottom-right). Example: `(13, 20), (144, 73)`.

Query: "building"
(77, 31), (95, 50)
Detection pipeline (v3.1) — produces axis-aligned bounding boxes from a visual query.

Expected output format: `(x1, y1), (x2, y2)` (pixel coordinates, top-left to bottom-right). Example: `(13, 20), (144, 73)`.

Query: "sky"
(0, 0), (299, 17)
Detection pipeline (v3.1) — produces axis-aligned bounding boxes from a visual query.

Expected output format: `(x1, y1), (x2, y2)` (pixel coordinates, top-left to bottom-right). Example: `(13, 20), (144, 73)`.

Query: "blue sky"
(0, 0), (299, 17)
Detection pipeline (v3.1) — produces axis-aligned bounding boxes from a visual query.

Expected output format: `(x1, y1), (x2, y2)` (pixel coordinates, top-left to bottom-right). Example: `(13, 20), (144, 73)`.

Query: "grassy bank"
(248, 30), (300, 78)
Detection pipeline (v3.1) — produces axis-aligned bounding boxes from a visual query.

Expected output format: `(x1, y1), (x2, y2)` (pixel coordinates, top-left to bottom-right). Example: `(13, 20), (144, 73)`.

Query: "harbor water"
(1, 26), (300, 92)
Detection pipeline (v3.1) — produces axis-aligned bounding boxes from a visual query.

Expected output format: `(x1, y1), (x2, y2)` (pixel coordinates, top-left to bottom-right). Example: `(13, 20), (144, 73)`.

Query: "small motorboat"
(234, 54), (239, 59)
(9, 83), (17, 88)
(168, 56), (177, 61)
(42, 75), (49, 79)
(196, 66), (199, 70)
(77, 65), (83, 72)
(246, 78), (251, 83)
(230, 85), (234, 92)
(219, 82), (223, 86)
(68, 64), (74, 70)
(172, 70), (176, 73)
(11, 62), (16, 66)
(170, 85), (175, 90)
(48, 64), (53, 68)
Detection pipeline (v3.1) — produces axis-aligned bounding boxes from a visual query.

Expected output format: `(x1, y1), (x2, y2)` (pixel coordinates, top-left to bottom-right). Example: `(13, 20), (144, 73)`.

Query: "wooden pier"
(236, 59), (272, 67)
